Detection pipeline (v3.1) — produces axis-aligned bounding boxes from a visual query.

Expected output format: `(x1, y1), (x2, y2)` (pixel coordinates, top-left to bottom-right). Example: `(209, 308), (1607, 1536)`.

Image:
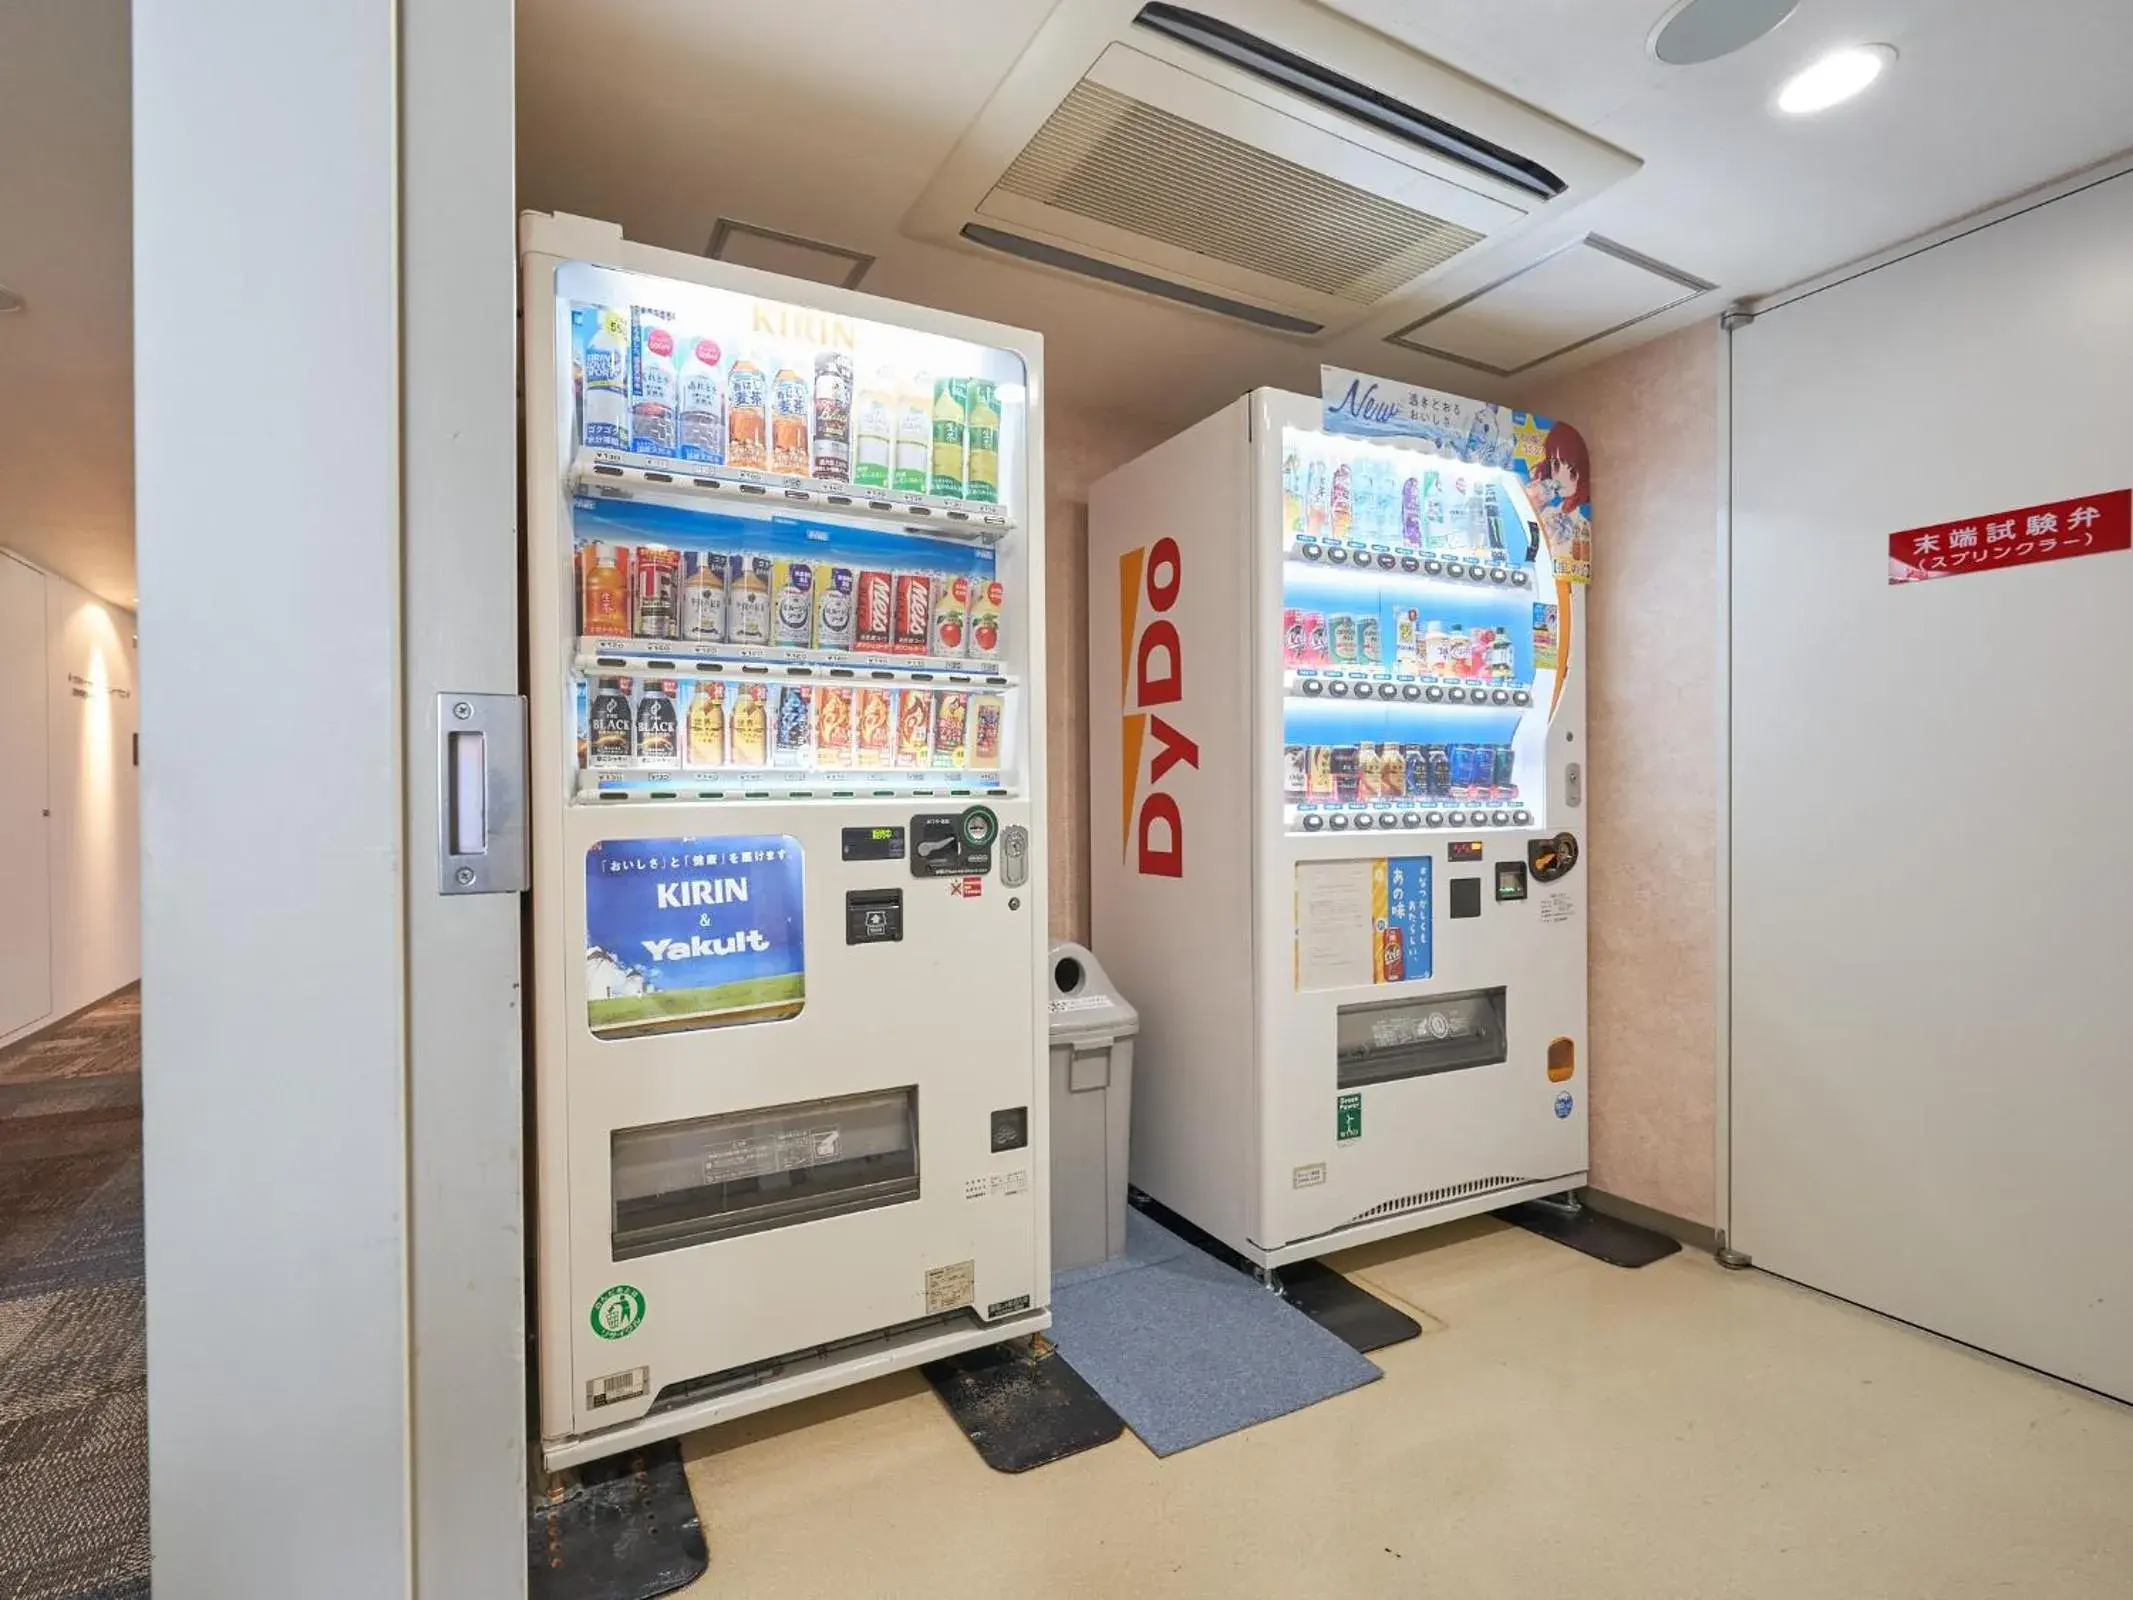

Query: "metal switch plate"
(437, 692), (527, 895)
(1566, 761), (1583, 807)
(1000, 824), (1029, 889)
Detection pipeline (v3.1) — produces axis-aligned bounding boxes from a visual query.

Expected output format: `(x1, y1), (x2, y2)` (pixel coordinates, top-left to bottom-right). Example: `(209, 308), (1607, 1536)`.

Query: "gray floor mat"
(1047, 1211), (1380, 1457)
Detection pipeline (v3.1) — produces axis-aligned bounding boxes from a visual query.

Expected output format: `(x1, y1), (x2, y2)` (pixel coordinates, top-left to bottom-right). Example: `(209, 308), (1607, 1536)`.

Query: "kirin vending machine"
(1088, 378), (1590, 1275)
(522, 214), (1050, 1470)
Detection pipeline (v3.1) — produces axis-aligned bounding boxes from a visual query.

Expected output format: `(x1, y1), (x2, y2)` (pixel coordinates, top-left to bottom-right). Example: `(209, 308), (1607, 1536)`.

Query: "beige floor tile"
(676, 1219), (2133, 1599)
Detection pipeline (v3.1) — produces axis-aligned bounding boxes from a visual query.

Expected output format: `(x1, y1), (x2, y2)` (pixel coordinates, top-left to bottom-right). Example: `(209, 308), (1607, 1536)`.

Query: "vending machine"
(1088, 381), (1589, 1274)
(522, 214), (1050, 1470)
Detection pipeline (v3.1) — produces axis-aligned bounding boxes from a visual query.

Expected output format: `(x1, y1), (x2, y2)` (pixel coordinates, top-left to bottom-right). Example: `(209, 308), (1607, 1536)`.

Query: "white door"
(1728, 169), (2133, 1400)
(0, 554), (53, 1039)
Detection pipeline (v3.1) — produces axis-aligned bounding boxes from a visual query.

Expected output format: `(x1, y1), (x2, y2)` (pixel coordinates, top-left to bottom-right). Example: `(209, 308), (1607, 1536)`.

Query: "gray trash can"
(1048, 942), (1139, 1274)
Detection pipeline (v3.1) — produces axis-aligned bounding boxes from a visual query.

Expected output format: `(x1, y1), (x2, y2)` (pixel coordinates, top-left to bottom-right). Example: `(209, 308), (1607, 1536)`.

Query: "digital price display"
(841, 825), (907, 862)
(1447, 840), (1485, 862)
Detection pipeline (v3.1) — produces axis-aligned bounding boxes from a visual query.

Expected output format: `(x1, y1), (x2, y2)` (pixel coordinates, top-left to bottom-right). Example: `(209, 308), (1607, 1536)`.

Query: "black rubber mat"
(1129, 1191), (1418, 1352)
(1276, 1259), (1422, 1353)
(925, 1336), (1124, 1473)
(529, 1439), (708, 1600)
(1500, 1200), (1682, 1267)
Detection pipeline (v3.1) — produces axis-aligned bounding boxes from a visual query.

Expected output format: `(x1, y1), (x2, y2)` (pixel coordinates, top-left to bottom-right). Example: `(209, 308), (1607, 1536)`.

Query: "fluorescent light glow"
(1777, 44), (1895, 114)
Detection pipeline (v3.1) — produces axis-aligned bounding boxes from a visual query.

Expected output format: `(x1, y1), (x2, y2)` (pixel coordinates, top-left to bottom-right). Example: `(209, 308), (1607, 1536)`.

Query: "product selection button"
(1303, 813), (1325, 832)
(1329, 813), (1351, 831)
(1425, 812), (1445, 828)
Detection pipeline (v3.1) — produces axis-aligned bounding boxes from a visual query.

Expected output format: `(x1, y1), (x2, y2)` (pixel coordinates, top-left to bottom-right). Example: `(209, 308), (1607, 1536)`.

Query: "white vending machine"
(523, 214), (1050, 1470)
(1089, 383), (1590, 1272)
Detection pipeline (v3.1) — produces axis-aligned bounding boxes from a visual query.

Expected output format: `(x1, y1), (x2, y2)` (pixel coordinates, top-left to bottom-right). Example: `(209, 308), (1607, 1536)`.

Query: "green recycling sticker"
(590, 1284), (645, 1340)
(1337, 1092), (1362, 1142)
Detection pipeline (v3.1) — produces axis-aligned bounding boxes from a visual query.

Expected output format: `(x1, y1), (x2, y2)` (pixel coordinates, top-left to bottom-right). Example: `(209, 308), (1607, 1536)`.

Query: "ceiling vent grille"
(993, 80), (1485, 305)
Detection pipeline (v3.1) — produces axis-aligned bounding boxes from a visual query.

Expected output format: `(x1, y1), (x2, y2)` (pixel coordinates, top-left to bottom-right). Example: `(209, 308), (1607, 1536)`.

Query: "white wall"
(1727, 163), (2133, 1400)
(136, 1), (412, 1592)
(0, 550), (138, 1050)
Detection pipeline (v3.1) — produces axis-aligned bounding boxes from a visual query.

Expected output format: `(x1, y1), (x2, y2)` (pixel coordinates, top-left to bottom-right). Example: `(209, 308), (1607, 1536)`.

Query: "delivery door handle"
(438, 692), (528, 895)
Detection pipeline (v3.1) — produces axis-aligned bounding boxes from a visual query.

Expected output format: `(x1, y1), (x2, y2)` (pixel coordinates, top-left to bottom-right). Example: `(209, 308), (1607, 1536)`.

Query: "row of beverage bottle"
(584, 676), (1004, 774)
(579, 541), (1004, 660)
(1283, 606), (1516, 682)
(1283, 741), (1519, 806)
(1283, 444), (1515, 561)
(574, 304), (1003, 503)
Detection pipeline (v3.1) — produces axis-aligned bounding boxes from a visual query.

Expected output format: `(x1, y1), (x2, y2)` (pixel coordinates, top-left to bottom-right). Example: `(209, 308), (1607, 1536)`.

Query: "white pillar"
(134, 1), (522, 1592)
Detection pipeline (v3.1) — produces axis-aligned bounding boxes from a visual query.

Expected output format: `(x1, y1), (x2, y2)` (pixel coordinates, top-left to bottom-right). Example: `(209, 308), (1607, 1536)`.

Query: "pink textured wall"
(1042, 405), (1170, 944)
(1524, 321), (1721, 1226)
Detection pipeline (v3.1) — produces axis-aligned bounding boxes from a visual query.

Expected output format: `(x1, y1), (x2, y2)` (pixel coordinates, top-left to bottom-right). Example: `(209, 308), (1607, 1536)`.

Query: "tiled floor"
(677, 1215), (2133, 1599)
(0, 989), (149, 1600)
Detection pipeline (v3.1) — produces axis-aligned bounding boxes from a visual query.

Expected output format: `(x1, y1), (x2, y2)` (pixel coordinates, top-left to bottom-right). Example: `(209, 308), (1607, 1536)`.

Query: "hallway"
(0, 988), (149, 1599)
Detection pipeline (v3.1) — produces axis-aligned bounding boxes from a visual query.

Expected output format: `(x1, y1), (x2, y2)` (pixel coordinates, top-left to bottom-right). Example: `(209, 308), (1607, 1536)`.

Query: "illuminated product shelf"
(1285, 667), (1531, 707)
(1288, 539), (1534, 588)
(577, 767), (1008, 804)
(570, 447), (1014, 545)
(576, 637), (1016, 690)
(1288, 803), (1534, 834)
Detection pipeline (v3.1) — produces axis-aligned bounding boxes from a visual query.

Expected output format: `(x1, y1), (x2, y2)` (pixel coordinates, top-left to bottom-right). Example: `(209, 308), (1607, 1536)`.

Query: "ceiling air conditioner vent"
(905, 0), (1640, 339)
(995, 79), (1485, 304)
(1131, 3), (1567, 201)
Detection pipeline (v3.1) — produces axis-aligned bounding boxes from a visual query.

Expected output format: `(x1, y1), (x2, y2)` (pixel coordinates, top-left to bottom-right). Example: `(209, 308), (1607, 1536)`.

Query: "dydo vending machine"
(523, 214), (1050, 1469)
(1089, 379), (1590, 1273)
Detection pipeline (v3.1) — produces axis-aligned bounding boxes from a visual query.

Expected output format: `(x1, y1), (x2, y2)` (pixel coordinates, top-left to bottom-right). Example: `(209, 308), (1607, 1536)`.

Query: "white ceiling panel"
(1388, 235), (1714, 375)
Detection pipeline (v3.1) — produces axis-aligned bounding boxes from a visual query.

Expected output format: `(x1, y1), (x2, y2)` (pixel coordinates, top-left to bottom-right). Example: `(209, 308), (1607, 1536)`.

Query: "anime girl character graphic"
(1521, 421), (1592, 577)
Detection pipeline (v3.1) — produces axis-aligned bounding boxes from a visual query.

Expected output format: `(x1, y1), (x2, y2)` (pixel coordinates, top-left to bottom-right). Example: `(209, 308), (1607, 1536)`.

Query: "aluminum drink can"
(854, 569), (894, 651)
(892, 571), (932, 655)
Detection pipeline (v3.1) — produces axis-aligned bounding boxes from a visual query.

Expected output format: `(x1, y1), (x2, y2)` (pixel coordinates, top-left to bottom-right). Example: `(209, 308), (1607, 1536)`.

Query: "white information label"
(1540, 892), (1575, 926)
(1047, 994), (1110, 1014)
(925, 1259), (975, 1314)
(1295, 860), (1376, 991)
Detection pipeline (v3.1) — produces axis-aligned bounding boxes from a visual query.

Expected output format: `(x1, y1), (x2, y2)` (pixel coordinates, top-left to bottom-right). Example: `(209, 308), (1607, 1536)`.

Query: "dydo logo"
(1118, 539), (1200, 877)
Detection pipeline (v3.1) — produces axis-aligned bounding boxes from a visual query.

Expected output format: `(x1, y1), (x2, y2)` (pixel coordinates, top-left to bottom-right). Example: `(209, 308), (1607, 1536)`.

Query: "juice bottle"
(729, 683), (769, 766)
(814, 686), (855, 767)
(627, 307), (678, 457)
(1330, 461), (1353, 541)
(769, 353), (810, 477)
(893, 371), (932, 495)
(577, 307), (629, 451)
(851, 366), (895, 488)
(679, 551), (726, 643)
(1356, 742), (1382, 800)
(1399, 471), (1423, 547)
(1282, 450), (1303, 536)
(965, 380), (1001, 504)
(1447, 622), (1472, 677)
(725, 349), (767, 470)
(675, 336), (726, 464)
(580, 542), (630, 638)
(1305, 457), (1329, 539)
(932, 691), (970, 768)
(686, 681), (726, 767)
(1468, 626), (1492, 679)
(1422, 618), (1451, 676)
(930, 376), (968, 498)
(1394, 609), (1418, 671)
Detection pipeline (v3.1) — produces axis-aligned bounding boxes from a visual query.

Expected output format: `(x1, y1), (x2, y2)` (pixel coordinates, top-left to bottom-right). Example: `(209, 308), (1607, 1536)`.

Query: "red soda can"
(1303, 611), (1330, 665)
(854, 569), (894, 651)
(1283, 608), (1306, 666)
(892, 571), (932, 654)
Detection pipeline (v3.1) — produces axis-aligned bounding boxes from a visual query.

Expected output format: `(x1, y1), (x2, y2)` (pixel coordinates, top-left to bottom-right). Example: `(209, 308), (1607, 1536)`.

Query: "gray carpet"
(0, 989), (150, 1598)
(1047, 1210), (1380, 1457)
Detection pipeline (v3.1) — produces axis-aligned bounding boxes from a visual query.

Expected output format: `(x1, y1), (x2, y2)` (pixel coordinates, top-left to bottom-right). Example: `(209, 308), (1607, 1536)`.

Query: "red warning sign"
(1888, 488), (2129, 584)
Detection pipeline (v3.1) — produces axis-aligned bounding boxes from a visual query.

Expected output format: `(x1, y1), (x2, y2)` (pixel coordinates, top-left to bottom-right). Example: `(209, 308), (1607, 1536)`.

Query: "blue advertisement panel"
(584, 835), (805, 1038)
(1373, 855), (1434, 985)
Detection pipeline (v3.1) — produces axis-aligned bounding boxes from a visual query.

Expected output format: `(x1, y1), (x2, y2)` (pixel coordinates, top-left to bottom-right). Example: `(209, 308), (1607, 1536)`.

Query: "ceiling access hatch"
(906, 0), (1640, 338)
(1385, 235), (1716, 376)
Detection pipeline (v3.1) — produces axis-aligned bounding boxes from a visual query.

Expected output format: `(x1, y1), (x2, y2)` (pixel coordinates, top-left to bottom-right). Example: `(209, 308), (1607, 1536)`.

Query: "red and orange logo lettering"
(1119, 539), (1199, 878)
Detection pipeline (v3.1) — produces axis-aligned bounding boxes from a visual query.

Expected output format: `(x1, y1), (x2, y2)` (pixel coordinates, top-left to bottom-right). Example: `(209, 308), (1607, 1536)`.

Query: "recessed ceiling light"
(1776, 43), (1896, 115)
(1649, 0), (1799, 67)
(0, 285), (25, 315)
